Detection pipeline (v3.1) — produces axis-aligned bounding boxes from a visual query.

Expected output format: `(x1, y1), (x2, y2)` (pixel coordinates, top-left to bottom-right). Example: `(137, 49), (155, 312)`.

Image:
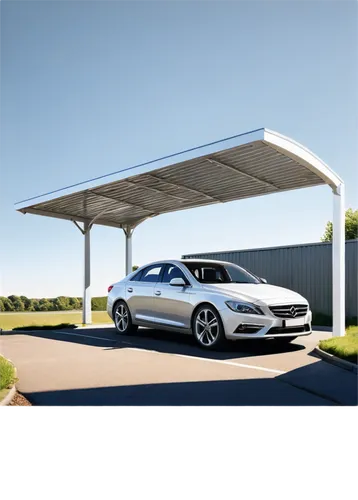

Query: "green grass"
(0, 355), (17, 392)
(0, 311), (112, 331)
(319, 326), (358, 364)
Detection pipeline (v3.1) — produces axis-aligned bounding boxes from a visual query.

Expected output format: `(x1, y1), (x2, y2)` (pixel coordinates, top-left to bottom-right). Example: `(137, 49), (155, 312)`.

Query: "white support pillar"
(332, 184), (345, 337)
(123, 225), (133, 275)
(83, 221), (92, 325)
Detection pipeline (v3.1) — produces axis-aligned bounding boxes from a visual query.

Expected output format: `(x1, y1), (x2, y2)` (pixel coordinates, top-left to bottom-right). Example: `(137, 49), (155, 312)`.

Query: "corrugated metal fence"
(183, 240), (358, 319)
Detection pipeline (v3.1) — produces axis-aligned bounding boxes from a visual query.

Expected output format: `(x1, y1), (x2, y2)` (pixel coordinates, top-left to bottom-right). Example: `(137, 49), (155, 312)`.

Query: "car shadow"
(22, 375), (336, 406)
(2, 325), (306, 361)
(21, 357), (358, 406)
(105, 327), (307, 360)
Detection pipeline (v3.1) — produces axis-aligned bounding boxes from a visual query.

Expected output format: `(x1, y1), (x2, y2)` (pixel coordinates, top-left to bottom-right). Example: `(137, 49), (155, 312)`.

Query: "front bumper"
(219, 305), (312, 340)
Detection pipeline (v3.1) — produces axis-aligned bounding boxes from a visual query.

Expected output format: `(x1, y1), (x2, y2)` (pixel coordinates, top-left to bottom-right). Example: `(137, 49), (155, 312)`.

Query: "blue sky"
(1, 1), (357, 298)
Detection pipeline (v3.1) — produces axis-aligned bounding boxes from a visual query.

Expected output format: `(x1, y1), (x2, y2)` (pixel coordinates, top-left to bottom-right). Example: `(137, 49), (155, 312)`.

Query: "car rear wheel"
(274, 336), (297, 343)
(113, 301), (138, 335)
(192, 305), (225, 349)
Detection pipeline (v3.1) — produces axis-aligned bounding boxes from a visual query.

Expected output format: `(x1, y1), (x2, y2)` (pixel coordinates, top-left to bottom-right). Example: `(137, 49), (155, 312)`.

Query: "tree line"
(0, 265), (142, 313)
(0, 296), (107, 312)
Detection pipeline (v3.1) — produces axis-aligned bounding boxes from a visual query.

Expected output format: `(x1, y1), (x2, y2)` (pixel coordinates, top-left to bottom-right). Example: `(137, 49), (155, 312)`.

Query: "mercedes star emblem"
(290, 306), (297, 317)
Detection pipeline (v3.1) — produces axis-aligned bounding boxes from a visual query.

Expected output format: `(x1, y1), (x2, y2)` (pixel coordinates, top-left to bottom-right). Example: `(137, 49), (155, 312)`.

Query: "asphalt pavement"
(1, 327), (357, 405)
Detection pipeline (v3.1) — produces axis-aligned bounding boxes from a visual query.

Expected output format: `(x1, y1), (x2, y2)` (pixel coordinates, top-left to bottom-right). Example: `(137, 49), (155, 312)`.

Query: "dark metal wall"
(183, 240), (358, 318)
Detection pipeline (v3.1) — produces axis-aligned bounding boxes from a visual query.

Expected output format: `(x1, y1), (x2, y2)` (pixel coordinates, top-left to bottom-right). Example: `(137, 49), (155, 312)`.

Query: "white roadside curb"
(314, 346), (358, 374)
(0, 385), (16, 406)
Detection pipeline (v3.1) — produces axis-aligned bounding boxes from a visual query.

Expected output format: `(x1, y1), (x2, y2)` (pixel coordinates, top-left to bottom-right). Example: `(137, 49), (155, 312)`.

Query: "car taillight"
(108, 285), (114, 293)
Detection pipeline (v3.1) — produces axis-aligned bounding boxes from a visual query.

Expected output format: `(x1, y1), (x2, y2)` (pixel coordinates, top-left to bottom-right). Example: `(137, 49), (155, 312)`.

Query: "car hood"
(201, 283), (307, 305)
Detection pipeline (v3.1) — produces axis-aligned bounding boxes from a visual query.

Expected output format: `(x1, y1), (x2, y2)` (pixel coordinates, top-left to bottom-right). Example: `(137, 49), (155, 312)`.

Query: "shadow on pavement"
(22, 356), (357, 406)
(2, 326), (306, 361)
(23, 376), (336, 406)
(278, 359), (358, 406)
(6, 328), (356, 406)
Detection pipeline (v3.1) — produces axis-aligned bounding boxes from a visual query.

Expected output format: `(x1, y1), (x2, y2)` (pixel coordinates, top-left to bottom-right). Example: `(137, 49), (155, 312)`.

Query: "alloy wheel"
(195, 308), (219, 346)
(115, 304), (129, 332)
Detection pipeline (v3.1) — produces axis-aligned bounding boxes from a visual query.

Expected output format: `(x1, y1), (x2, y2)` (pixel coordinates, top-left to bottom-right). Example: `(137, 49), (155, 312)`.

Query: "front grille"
(269, 304), (308, 318)
(266, 324), (310, 335)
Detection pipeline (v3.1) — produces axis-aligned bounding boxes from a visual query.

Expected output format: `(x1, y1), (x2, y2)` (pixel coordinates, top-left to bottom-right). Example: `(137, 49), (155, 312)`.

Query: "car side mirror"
(169, 277), (187, 286)
(260, 277), (267, 284)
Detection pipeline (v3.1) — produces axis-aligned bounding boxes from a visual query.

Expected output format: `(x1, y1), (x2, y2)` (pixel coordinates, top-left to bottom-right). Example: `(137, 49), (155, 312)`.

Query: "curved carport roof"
(15, 128), (345, 336)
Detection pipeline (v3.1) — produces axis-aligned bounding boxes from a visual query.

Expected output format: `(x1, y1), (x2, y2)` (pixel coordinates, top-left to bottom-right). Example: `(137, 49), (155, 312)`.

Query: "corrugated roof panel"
(16, 128), (339, 228)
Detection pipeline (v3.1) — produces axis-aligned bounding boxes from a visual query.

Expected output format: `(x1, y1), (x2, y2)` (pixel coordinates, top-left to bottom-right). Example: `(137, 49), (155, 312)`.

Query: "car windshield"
(182, 261), (260, 284)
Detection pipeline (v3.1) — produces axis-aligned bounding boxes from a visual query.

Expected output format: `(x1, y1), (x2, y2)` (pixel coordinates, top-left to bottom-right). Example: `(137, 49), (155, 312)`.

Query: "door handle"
(127, 287), (133, 293)
(155, 290), (161, 296)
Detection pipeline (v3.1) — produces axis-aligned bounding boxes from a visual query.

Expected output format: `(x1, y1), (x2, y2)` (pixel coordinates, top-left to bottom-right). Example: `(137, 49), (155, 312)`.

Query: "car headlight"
(225, 301), (263, 315)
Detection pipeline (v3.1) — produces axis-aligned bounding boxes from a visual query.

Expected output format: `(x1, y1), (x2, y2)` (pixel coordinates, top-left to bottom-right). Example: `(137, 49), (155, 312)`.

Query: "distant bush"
(0, 295), (107, 312)
(0, 297), (15, 312)
(91, 297), (107, 311)
(52, 296), (73, 311)
(39, 298), (53, 311)
(69, 297), (81, 309)
(31, 299), (40, 312)
(20, 296), (32, 310)
(8, 295), (25, 312)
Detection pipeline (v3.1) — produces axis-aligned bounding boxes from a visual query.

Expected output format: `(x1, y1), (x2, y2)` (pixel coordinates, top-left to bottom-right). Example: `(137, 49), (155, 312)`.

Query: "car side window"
(139, 265), (163, 283)
(161, 265), (187, 284)
(130, 270), (143, 281)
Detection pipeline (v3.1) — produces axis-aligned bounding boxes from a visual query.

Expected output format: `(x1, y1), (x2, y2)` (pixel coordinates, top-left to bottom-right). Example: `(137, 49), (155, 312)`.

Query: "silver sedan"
(107, 259), (312, 349)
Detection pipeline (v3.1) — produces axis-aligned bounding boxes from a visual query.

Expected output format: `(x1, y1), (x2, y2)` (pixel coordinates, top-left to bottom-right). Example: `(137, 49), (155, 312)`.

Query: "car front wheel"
(113, 301), (138, 335)
(192, 305), (225, 349)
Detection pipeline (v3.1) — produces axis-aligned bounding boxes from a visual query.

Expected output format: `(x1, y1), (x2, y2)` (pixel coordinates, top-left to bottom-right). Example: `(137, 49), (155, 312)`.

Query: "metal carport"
(15, 128), (345, 336)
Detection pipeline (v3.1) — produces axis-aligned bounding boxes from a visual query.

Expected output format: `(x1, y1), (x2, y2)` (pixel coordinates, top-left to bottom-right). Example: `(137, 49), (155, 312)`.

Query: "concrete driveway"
(1, 327), (357, 405)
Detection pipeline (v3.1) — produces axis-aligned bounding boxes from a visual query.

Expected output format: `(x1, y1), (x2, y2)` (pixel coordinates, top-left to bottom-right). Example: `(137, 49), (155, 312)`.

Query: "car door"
(152, 264), (193, 329)
(126, 264), (164, 323)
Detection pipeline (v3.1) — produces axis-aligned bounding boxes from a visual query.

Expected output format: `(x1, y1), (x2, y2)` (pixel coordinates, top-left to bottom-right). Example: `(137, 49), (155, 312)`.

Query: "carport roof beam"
(206, 158), (280, 190)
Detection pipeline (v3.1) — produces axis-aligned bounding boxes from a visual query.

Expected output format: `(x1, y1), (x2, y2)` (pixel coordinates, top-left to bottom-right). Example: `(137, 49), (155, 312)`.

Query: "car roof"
(136, 258), (234, 267)
(179, 258), (233, 265)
